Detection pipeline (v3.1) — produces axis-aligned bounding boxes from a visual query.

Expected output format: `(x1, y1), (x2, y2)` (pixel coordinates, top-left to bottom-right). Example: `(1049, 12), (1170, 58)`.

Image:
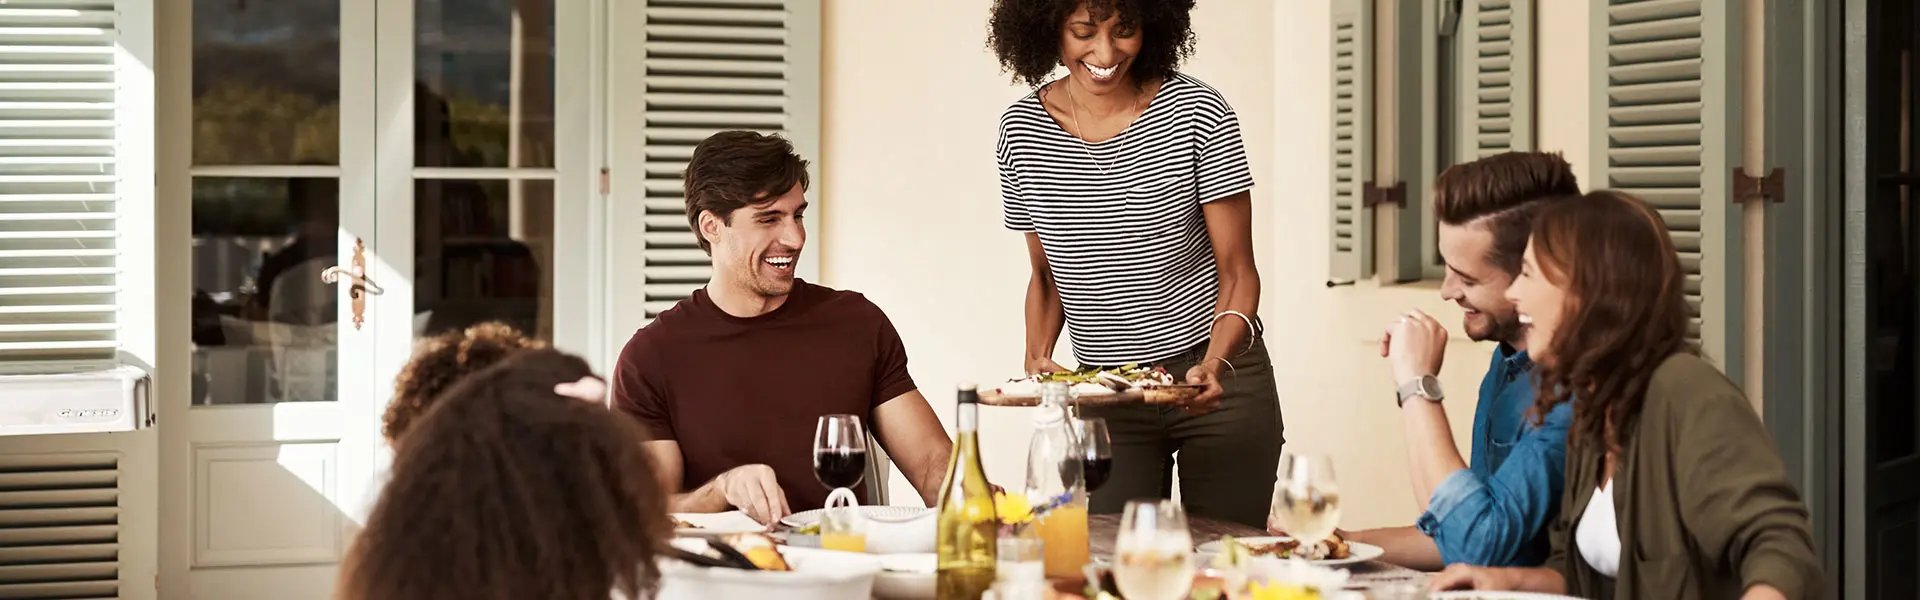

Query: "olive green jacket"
(1546, 353), (1822, 599)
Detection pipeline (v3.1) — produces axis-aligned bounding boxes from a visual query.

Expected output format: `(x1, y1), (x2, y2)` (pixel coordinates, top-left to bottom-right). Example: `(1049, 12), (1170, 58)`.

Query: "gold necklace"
(1064, 81), (1143, 176)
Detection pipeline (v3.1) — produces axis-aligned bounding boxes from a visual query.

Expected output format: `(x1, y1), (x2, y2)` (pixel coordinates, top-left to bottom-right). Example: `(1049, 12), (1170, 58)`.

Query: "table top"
(1086, 513), (1426, 590)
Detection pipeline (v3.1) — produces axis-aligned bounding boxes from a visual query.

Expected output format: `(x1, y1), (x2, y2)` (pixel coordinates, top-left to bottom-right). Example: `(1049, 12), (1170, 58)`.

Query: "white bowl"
(784, 506), (936, 554)
(872, 553), (936, 600)
(656, 542), (880, 600)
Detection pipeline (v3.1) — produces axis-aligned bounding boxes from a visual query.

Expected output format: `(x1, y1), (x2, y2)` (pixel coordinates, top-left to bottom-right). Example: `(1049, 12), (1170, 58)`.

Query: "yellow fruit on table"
(1246, 580), (1319, 600)
(742, 546), (791, 571)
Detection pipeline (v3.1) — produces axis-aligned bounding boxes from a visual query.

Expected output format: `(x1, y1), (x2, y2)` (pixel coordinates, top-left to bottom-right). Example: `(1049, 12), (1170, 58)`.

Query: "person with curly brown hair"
(989, 0), (1278, 528)
(381, 321), (543, 447)
(340, 348), (670, 600)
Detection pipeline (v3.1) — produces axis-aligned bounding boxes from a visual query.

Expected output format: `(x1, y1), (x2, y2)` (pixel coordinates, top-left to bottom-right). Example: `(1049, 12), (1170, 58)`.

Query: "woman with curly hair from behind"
(989, 0), (1280, 528)
(340, 348), (671, 600)
(382, 322), (543, 447)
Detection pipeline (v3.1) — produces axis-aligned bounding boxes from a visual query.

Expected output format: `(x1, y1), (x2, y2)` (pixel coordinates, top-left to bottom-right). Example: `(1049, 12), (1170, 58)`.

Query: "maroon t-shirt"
(611, 280), (918, 510)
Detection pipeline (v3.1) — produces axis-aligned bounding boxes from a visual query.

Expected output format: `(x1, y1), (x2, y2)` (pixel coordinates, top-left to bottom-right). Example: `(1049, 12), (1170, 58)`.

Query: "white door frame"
(156, 0), (603, 596)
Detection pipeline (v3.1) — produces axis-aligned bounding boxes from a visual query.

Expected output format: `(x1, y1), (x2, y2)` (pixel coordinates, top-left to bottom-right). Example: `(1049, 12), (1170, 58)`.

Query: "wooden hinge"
(1363, 181), (1406, 208)
(1731, 167), (1786, 204)
(599, 167), (611, 196)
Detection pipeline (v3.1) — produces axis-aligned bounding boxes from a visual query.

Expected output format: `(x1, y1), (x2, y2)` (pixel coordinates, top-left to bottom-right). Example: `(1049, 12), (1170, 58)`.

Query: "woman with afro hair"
(990, 0), (1281, 528)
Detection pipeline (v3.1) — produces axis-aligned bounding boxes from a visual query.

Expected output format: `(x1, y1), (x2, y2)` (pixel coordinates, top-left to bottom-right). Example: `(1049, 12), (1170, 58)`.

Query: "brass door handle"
(319, 238), (382, 329)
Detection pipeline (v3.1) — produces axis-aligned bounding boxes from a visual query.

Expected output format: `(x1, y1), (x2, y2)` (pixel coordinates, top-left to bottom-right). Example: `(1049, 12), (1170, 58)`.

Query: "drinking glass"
(1112, 500), (1194, 600)
(1073, 418), (1114, 493)
(813, 414), (868, 491)
(1271, 454), (1341, 549)
(814, 415), (869, 552)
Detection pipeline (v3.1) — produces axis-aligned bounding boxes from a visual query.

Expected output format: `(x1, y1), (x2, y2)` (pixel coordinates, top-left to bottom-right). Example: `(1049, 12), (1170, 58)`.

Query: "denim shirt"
(1414, 344), (1572, 566)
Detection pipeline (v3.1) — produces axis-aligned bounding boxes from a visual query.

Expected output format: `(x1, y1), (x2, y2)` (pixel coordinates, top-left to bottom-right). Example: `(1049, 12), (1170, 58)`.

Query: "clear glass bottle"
(1025, 381), (1089, 579)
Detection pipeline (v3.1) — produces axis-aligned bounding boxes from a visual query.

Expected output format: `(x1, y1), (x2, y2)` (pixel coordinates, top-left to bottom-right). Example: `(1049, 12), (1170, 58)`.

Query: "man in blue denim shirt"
(1325, 153), (1579, 569)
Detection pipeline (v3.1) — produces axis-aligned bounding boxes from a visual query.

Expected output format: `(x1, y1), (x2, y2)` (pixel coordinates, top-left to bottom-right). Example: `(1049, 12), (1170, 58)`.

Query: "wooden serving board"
(977, 384), (1206, 407)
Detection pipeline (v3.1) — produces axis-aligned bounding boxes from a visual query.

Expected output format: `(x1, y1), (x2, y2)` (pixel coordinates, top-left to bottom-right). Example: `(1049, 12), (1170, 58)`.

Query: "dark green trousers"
(1081, 340), (1285, 529)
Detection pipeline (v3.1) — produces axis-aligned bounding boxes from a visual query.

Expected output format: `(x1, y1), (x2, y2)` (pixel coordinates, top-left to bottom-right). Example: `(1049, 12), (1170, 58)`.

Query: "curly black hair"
(988, 0), (1197, 89)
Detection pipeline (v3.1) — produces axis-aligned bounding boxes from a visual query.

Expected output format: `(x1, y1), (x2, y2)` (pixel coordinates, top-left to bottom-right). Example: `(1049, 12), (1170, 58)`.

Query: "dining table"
(1086, 513), (1429, 595)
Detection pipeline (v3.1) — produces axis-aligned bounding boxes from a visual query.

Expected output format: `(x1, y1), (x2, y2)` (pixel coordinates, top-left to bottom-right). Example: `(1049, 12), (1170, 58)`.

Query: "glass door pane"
(409, 0), (558, 342)
(415, 0), (554, 168)
(414, 179), (553, 339)
(188, 0), (346, 405)
(190, 178), (340, 404)
(192, 0), (342, 166)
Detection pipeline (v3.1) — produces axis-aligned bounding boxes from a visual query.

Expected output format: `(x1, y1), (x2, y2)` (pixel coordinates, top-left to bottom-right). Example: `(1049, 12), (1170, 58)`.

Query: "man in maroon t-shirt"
(611, 131), (953, 525)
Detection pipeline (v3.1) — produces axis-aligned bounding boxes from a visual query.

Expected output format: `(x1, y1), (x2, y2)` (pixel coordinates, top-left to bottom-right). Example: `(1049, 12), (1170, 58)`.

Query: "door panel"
(169, 0), (374, 597)
(191, 443), (340, 567)
(166, 0), (588, 596)
(1861, 0), (1920, 596)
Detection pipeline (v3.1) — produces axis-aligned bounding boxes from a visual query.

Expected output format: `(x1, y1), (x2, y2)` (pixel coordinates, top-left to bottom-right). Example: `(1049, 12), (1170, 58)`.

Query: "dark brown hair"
(343, 348), (670, 600)
(988, 0), (1197, 89)
(1432, 151), (1581, 275)
(683, 131), (810, 254)
(1528, 191), (1696, 454)
(383, 322), (543, 446)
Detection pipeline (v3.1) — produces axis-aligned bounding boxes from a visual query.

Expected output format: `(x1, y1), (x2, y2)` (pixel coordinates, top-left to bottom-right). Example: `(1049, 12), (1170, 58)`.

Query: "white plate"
(781, 505), (933, 528)
(657, 543), (880, 600)
(1428, 593), (1585, 600)
(1194, 536), (1386, 567)
(782, 506), (936, 554)
(672, 511), (767, 537)
(872, 553), (935, 600)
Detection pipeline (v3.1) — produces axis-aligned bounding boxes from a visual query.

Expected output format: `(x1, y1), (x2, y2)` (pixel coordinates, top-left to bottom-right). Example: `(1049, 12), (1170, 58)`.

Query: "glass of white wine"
(1272, 454), (1341, 556)
(1112, 500), (1195, 600)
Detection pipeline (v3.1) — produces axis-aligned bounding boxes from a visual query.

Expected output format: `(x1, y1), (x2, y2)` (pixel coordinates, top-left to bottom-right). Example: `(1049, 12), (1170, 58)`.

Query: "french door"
(161, 0), (595, 596)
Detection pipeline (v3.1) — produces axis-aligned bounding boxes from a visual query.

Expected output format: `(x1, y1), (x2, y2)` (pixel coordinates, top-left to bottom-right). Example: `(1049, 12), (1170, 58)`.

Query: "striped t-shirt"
(997, 73), (1255, 366)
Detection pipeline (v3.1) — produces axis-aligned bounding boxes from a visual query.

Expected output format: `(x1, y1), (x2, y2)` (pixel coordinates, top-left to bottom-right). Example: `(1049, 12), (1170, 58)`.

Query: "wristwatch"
(1396, 375), (1445, 407)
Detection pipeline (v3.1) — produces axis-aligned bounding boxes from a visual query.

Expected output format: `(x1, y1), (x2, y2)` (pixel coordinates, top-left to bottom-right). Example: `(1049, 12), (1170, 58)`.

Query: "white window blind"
(0, 452), (120, 599)
(638, 0), (817, 319)
(0, 1), (121, 363)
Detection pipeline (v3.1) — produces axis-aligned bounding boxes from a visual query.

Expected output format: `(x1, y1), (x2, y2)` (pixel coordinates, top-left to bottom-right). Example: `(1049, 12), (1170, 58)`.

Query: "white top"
(1576, 480), (1622, 577)
(996, 73), (1256, 365)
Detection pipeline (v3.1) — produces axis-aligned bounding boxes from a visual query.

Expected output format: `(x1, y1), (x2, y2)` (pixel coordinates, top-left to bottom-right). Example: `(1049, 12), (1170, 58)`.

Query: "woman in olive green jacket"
(1430, 191), (1821, 599)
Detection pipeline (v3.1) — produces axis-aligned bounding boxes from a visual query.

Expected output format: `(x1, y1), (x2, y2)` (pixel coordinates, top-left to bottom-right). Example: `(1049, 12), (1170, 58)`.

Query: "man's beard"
(1470, 309), (1526, 346)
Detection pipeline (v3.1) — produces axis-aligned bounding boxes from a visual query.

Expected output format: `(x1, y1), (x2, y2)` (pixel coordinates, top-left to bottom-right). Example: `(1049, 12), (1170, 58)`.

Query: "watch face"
(1419, 376), (1443, 400)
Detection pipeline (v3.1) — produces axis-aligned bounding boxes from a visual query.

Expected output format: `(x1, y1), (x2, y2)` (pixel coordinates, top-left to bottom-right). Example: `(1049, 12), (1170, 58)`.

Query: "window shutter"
(0, 453), (121, 599)
(1329, 0), (1374, 281)
(1593, 0), (1742, 367)
(0, 1), (121, 363)
(1462, 0), (1534, 157)
(638, 0), (817, 319)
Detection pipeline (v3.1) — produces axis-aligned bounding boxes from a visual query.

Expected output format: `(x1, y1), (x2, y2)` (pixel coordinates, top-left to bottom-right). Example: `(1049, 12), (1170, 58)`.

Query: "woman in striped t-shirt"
(989, 0), (1282, 528)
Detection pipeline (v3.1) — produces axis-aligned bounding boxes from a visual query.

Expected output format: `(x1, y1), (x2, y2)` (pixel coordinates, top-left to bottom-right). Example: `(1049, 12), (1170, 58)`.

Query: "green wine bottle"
(936, 385), (996, 600)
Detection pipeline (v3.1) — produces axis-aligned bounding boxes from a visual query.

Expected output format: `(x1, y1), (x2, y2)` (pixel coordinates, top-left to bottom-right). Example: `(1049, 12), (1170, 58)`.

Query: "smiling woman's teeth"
(1084, 62), (1117, 79)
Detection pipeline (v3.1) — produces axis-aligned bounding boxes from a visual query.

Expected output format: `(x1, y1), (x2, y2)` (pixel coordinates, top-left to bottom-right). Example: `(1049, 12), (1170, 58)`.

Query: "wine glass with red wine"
(813, 414), (869, 492)
(1075, 417), (1113, 492)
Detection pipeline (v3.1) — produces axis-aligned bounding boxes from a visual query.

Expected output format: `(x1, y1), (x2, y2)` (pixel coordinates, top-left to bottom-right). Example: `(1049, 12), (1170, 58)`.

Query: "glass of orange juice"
(1034, 501), (1090, 579)
(820, 504), (867, 553)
